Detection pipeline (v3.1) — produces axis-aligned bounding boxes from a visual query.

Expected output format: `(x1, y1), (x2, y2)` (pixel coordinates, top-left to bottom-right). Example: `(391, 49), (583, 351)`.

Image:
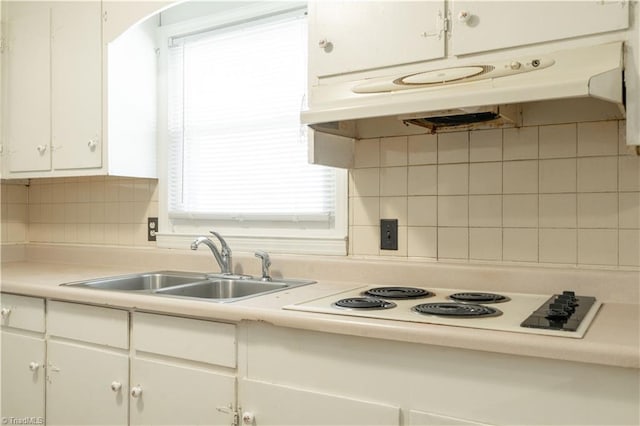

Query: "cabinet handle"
(457, 10), (471, 23)
(318, 38), (333, 52)
(36, 145), (47, 154)
(88, 138), (99, 150)
(0, 307), (11, 318)
(29, 362), (39, 371)
(242, 412), (255, 425)
(111, 381), (122, 392)
(130, 386), (143, 398)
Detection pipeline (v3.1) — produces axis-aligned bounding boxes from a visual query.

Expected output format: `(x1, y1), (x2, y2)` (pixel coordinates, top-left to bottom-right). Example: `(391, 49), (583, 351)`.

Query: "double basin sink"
(61, 271), (315, 303)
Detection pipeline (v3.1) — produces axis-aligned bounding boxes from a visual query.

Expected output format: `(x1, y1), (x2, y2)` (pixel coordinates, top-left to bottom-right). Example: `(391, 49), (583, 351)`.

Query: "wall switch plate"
(148, 217), (158, 242)
(380, 219), (398, 250)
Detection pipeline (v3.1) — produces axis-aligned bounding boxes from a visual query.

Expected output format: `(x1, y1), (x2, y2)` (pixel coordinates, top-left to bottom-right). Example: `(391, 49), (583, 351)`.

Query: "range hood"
(302, 42), (624, 136)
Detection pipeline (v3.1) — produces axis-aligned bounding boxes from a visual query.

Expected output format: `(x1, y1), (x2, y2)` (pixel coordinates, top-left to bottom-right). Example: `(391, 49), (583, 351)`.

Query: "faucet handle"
(210, 231), (231, 254)
(254, 251), (272, 282)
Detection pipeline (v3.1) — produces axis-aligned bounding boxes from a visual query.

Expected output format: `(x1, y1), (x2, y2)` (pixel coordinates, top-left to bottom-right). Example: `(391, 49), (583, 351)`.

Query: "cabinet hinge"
(0, 37), (6, 53)
(422, 10), (450, 40)
(103, 11), (108, 22)
(216, 405), (239, 426)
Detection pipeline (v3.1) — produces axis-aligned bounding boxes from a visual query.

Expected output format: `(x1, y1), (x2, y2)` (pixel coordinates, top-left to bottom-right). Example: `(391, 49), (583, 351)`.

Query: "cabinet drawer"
(48, 301), (128, 349)
(0, 293), (45, 333)
(132, 312), (236, 368)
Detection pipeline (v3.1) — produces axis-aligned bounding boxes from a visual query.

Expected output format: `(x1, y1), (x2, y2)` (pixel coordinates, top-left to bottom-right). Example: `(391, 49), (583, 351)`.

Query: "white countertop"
(1, 247), (638, 369)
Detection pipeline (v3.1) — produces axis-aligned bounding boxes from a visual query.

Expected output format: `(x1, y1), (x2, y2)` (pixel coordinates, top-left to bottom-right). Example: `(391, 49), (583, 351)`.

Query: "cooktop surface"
(283, 286), (601, 338)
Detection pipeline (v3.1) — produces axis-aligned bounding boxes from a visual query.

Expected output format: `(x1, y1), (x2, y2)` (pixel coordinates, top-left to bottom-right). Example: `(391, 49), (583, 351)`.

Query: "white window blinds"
(167, 11), (336, 225)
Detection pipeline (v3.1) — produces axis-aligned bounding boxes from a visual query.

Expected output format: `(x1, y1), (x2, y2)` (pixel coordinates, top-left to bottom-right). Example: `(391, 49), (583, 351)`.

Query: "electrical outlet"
(147, 217), (158, 242)
(380, 219), (398, 250)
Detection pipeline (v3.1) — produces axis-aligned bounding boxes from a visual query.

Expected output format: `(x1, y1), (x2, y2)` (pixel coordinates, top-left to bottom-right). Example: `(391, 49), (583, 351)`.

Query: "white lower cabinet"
(46, 341), (129, 426)
(0, 331), (46, 420)
(130, 358), (235, 426)
(409, 410), (490, 426)
(0, 294), (46, 420)
(46, 301), (130, 426)
(240, 379), (400, 426)
(130, 312), (237, 426)
(241, 322), (640, 426)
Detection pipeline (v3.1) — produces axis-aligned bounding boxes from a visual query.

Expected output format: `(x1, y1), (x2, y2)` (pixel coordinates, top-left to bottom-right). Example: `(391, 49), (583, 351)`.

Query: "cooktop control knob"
(510, 61), (522, 70)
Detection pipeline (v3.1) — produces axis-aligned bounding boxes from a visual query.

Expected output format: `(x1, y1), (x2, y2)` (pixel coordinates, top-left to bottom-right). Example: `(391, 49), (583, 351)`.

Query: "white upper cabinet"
(2, 1), (159, 179)
(308, 0), (446, 78)
(51, 1), (102, 170)
(307, 0), (629, 83)
(450, 1), (630, 56)
(5, 2), (50, 173)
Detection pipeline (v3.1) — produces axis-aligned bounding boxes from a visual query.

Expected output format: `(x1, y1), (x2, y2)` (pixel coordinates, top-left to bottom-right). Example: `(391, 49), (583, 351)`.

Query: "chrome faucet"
(191, 231), (233, 275)
(254, 250), (272, 281)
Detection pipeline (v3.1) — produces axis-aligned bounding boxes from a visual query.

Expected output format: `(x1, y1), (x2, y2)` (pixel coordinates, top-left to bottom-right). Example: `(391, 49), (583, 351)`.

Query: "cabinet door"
(409, 409), (491, 425)
(0, 331), (45, 420)
(46, 341), (128, 426)
(130, 358), (236, 426)
(5, 1), (51, 173)
(240, 379), (401, 425)
(451, 1), (629, 56)
(309, 0), (445, 78)
(51, 1), (102, 170)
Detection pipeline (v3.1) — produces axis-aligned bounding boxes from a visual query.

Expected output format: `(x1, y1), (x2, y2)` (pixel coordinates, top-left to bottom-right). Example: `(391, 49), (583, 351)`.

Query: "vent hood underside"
(302, 42), (624, 135)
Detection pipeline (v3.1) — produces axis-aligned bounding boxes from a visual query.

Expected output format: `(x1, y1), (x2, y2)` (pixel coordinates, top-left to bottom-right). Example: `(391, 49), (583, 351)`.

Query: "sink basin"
(61, 271), (208, 292)
(61, 271), (315, 302)
(155, 278), (289, 301)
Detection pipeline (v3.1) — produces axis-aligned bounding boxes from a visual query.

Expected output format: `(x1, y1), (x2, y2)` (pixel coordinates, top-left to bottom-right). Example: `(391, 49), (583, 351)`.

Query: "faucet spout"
(191, 233), (233, 274)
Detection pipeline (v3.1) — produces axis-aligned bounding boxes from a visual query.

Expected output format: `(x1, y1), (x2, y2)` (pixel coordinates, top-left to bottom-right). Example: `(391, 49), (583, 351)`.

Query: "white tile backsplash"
(539, 123), (576, 159)
(578, 121), (618, 157)
(437, 164), (468, 195)
(408, 134), (437, 165)
(354, 138), (380, 168)
(469, 129), (502, 162)
(539, 158), (577, 193)
(503, 127), (538, 160)
(539, 194), (577, 228)
(2, 177), (159, 247)
(1, 120), (637, 269)
(438, 131), (469, 164)
(577, 156), (618, 192)
(469, 162), (502, 194)
(407, 165), (437, 196)
(469, 195), (502, 227)
(347, 120), (638, 268)
(503, 160), (538, 194)
(438, 196), (468, 227)
(407, 196), (437, 227)
(469, 227), (502, 261)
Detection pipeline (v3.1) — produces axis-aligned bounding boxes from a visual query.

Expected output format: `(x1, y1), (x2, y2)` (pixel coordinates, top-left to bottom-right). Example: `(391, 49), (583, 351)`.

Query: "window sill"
(156, 233), (347, 256)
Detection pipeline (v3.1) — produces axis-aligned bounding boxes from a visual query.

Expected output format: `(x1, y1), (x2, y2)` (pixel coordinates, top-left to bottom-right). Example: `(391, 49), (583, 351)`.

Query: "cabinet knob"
(242, 412), (255, 425)
(88, 138), (99, 150)
(29, 362), (39, 371)
(318, 38), (333, 52)
(0, 307), (11, 318)
(131, 386), (143, 398)
(36, 145), (47, 154)
(111, 381), (122, 392)
(457, 10), (471, 23)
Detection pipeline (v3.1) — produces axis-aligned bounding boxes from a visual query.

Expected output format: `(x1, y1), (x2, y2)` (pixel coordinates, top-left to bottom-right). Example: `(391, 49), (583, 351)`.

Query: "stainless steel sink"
(60, 271), (314, 302)
(155, 278), (289, 301)
(61, 271), (209, 292)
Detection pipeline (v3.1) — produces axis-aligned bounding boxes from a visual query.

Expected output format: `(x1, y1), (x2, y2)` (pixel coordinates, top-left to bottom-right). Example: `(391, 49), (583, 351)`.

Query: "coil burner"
(449, 292), (510, 304)
(363, 287), (434, 300)
(412, 303), (502, 318)
(332, 297), (396, 310)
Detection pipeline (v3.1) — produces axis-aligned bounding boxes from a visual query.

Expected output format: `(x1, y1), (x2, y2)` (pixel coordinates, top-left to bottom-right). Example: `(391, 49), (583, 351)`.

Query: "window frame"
(155, 2), (348, 255)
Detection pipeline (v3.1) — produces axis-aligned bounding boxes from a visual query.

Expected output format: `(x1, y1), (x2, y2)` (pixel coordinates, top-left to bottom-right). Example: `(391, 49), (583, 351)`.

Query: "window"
(158, 4), (347, 255)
